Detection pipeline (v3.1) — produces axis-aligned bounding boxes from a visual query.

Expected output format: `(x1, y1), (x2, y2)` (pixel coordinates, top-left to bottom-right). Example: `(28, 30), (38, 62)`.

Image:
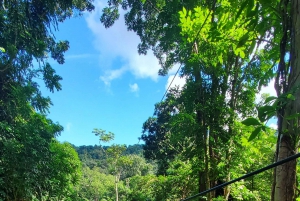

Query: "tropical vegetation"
(1, 0), (300, 200)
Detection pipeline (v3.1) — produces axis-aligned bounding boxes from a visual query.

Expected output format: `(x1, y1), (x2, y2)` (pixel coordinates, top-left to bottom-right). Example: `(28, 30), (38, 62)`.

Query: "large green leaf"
(264, 96), (277, 104)
(248, 126), (262, 141)
(235, 1), (248, 20)
(241, 117), (262, 126)
(257, 105), (276, 122)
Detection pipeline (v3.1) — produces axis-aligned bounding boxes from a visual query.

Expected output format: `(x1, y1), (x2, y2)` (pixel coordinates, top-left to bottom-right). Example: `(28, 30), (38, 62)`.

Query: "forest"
(0, 0), (300, 200)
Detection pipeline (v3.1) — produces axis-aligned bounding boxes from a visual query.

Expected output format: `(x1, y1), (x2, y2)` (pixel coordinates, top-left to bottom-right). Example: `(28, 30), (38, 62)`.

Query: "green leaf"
(218, 55), (223, 64)
(248, 126), (262, 141)
(0, 47), (5, 53)
(257, 105), (276, 122)
(182, 7), (187, 17)
(247, 0), (255, 14)
(239, 50), (245, 59)
(242, 117), (262, 126)
(235, 1), (248, 20)
(237, 33), (249, 48)
(264, 96), (277, 104)
(287, 94), (296, 100)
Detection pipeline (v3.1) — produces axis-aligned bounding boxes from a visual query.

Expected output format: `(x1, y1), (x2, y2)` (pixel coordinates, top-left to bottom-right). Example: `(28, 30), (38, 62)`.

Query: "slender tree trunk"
(192, 44), (208, 201)
(271, 135), (280, 201)
(115, 174), (119, 201)
(274, 1), (300, 200)
(204, 127), (211, 201)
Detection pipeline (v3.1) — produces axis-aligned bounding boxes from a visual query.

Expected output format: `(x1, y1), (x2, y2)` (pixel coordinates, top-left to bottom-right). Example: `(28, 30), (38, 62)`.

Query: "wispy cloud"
(65, 122), (72, 132)
(100, 67), (127, 86)
(65, 54), (93, 59)
(269, 123), (278, 130)
(84, 0), (160, 85)
(129, 83), (139, 92)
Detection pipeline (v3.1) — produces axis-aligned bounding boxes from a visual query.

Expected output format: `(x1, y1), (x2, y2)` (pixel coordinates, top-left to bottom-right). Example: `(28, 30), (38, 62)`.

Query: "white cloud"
(256, 79), (277, 103)
(66, 122), (72, 132)
(129, 83), (139, 92)
(84, 0), (161, 84)
(165, 74), (186, 91)
(269, 123), (278, 130)
(100, 67), (127, 86)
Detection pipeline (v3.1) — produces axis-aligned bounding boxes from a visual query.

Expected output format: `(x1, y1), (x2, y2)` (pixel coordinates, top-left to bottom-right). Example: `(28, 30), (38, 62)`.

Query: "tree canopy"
(1, 0), (300, 200)
(100, 0), (300, 200)
(0, 0), (94, 200)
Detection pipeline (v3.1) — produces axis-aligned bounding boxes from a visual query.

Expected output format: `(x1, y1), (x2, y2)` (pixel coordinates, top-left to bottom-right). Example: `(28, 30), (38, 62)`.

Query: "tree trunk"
(274, 135), (297, 201)
(274, 1), (300, 200)
(115, 174), (119, 201)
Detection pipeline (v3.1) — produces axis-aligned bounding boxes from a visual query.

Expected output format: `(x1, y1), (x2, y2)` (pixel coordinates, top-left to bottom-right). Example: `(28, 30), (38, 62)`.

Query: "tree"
(126, 175), (158, 201)
(93, 128), (115, 144)
(94, 129), (134, 201)
(99, 1), (288, 200)
(141, 88), (179, 175)
(271, 0), (300, 200)
(0, 110), (63, 200)
(232, 0), (300, 200)
(0, 0), (94, 200)
(72, 166), (118, 201)
(46, 140), (82, 200)
(100, 0), (300, 200)
(106, 144), (132, 201)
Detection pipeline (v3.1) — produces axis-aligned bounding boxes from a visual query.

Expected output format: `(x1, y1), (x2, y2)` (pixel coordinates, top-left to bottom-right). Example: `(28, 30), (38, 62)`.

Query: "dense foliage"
(1, 0), (300, 200)
(101, 0), (300, 200)
(0, 0), (94, 200)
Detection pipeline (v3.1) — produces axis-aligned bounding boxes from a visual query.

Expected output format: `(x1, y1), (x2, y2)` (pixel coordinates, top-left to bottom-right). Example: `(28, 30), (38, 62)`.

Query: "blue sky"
(40, 0), (185, 146)
(41, 0), (276, 146)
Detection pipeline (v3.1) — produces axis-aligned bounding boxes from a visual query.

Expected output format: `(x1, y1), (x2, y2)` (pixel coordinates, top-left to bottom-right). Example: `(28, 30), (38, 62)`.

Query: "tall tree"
(46, 140), (82, 200)
(0, 110), (63, 200)
(0, 0), (94, 200)
(106, 144), (132, 201)
(94, 129), (134, 201)
(100, 0), (300, 200)
(273, 0), (300, 200)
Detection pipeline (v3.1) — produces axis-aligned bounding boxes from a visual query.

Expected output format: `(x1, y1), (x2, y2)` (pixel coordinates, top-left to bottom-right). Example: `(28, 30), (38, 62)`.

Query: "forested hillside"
(1, 0), (300, 201)
(70, 142), (157, 201)
(71, 137), (276, 200)
(74, 144), (144, 169)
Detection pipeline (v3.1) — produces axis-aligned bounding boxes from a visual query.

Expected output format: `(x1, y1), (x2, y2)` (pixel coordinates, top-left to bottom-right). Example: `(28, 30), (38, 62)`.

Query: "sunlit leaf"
(287, 93), (296, 100)
(235, 1), (248, 20)
(248, 126), (262, 141)
(242, 117), (262, 126)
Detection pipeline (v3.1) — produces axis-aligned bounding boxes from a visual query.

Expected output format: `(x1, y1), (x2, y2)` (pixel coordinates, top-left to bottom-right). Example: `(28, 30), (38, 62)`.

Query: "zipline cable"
(160, 63), (183, 102)
(181, 152), (300, 201)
